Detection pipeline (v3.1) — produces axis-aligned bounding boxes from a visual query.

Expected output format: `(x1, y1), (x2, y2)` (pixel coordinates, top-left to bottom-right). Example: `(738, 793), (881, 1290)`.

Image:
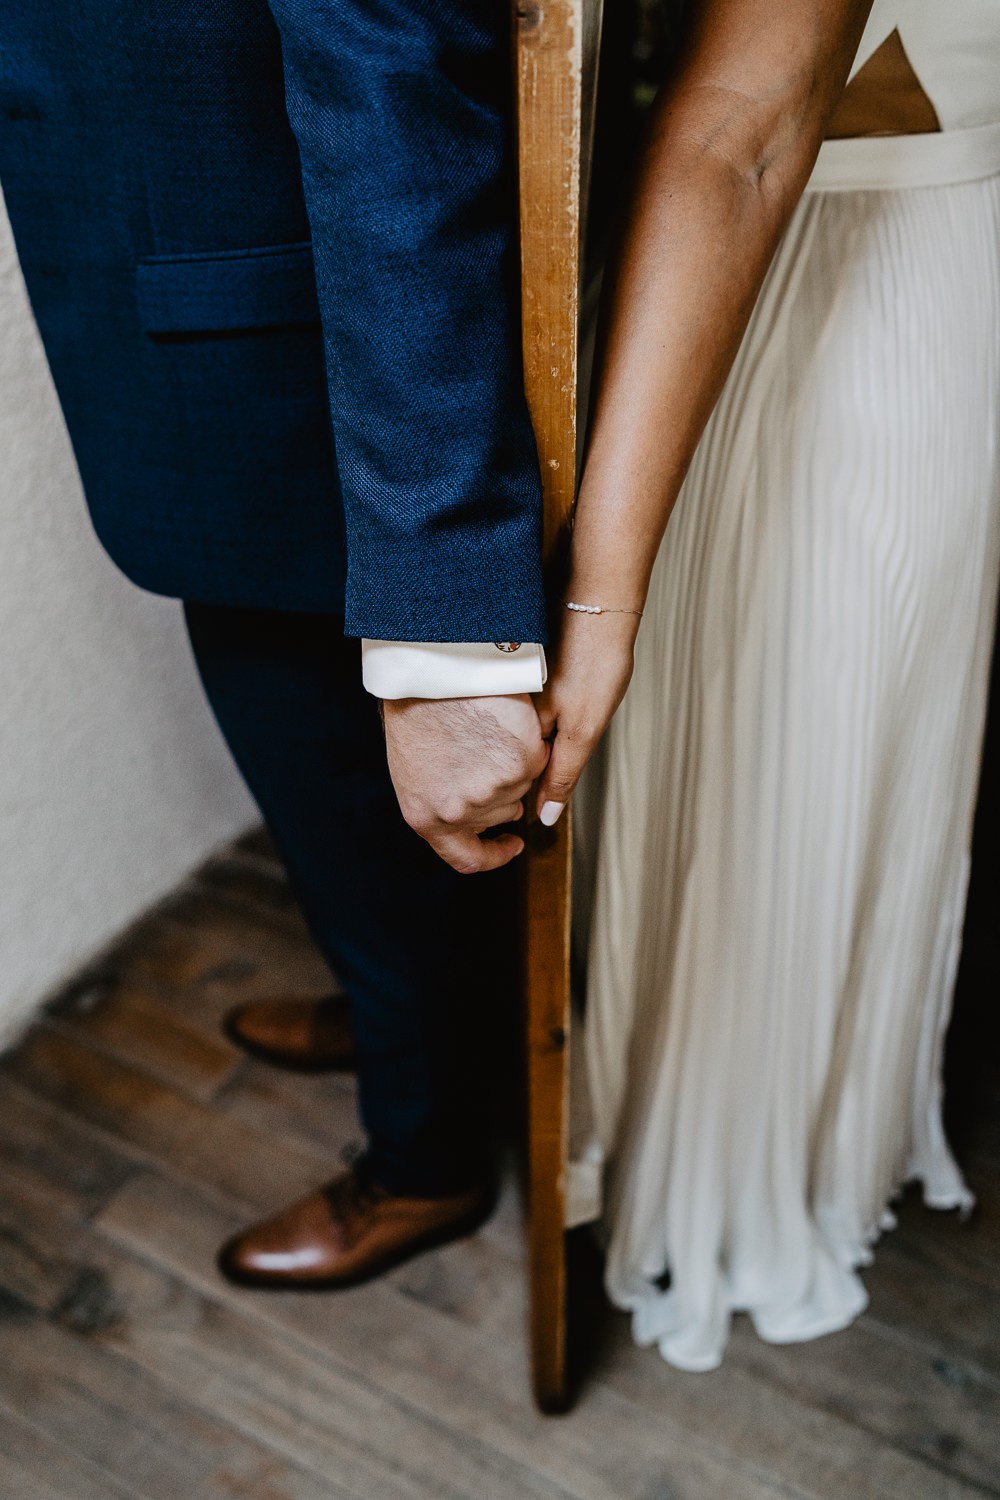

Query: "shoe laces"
(322, 1169), (388, 1242)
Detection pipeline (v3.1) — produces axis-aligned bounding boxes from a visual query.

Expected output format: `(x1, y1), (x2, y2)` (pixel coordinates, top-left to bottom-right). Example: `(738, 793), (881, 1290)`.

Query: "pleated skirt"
(576, 169), (1000, 1372)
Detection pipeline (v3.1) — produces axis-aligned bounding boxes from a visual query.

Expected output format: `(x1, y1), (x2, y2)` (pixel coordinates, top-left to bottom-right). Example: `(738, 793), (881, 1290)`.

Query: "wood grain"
(0, 1307), (347, 1500)
(0, 1406), (135, 1500)
(97, 1171), (810, 1500)
(1, 834), (998, 1498)
(4, 1025), (322, 1210)
(516, 0), (590, 1415)
(47, 983), (242, 1104)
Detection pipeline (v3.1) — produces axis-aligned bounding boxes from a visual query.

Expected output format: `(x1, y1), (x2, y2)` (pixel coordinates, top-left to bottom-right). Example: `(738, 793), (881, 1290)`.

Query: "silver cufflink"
(494, 642), (522, 653)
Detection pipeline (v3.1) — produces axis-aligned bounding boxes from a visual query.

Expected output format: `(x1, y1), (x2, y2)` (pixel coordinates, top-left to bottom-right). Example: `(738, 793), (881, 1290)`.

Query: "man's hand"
(384, 694), (550, 873)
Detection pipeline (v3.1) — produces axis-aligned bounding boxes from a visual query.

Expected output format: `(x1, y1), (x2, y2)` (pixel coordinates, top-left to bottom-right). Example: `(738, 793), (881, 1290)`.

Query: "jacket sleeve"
(266, 0), (548, 644)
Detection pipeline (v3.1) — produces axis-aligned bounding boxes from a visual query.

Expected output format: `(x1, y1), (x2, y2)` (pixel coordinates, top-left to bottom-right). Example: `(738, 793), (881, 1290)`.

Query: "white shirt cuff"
(361, 640), (547, 700)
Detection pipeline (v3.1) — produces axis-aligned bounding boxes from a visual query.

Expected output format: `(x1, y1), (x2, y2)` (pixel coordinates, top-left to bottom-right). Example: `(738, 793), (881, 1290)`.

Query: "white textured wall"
(0, 191), (256, 1046)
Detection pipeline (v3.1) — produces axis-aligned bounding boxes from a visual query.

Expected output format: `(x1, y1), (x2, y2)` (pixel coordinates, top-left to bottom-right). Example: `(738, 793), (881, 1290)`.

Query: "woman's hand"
(534, 607), (638, 825)
(541, 2), (874, 822)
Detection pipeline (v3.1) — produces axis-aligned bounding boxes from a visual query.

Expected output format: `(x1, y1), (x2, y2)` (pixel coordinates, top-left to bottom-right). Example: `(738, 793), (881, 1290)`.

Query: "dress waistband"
(806, 119), (1000, 193)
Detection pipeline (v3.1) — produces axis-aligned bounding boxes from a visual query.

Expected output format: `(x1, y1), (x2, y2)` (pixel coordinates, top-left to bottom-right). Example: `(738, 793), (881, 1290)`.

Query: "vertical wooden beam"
(515, 0), (586, 1415)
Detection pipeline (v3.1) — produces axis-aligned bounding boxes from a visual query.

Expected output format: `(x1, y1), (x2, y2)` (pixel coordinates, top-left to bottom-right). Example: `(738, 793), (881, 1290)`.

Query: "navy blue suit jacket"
(0, 0), (548, 643)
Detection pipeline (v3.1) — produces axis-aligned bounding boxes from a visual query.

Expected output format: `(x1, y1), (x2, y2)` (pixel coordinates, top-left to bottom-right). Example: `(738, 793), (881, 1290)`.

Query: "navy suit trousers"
(184, 602), (514, 1194)
(0, 0), (540, 1192)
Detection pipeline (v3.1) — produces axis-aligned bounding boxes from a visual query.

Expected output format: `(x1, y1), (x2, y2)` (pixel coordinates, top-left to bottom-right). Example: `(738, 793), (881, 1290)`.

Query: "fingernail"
(539, 801), (565, 827)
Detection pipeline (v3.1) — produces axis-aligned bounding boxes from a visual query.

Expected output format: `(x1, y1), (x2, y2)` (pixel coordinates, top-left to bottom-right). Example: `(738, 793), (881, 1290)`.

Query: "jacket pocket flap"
(136, 242), (319, 333)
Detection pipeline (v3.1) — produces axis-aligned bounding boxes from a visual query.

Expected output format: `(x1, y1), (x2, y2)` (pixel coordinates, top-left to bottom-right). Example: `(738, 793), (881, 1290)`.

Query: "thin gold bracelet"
(564, 600), (644, 617)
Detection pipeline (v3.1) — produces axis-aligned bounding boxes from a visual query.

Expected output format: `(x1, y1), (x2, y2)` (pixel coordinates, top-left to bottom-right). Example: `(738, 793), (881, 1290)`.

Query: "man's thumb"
(536, 733), (587, 827)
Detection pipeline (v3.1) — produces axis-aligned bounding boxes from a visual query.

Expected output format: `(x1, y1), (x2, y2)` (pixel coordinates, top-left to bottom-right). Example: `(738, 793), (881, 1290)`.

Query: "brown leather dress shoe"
(217, 1169), (491, 1289)
(223, 994), (355, 1071)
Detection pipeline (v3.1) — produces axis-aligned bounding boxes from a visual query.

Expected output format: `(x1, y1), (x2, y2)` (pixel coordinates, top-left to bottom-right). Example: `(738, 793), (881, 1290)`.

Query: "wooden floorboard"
(95, 1172), (810, 1500)
(1, 832), (998, 1500)
(212, 1063), (363, 1167)
(3, 1025), (324, 1212)
(0, 1403), (137, 1500)
(47, 983), (243, 1105)
(0, 1307), (351, 1500)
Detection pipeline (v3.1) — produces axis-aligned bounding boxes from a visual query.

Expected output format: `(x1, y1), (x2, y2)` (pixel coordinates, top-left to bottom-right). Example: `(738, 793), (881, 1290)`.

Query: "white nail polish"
(539, 801), (565, 827)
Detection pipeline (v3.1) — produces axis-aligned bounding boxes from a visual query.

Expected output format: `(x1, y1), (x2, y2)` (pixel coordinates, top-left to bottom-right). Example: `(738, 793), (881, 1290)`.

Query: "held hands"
(384, 694), (549, 874)
(534, 607), (637, 825)
(383, 609), (636, 869)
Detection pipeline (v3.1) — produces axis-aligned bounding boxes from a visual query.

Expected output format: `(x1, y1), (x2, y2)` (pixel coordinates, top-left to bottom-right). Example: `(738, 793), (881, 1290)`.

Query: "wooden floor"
(1, 829), (998, 1500)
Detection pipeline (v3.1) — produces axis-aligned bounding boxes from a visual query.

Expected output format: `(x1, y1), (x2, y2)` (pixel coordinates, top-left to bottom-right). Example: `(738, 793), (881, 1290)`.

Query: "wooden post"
(515, 0), (601, 1414)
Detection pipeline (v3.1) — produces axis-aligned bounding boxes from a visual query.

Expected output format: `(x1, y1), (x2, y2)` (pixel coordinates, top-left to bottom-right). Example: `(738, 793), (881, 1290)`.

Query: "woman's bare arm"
(571, 0), (873, 609)
(535, 0), (873, 824)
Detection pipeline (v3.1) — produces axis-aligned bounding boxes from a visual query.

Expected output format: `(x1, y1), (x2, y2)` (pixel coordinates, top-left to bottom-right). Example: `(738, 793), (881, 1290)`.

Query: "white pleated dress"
(574, 4), (1000, 1372)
